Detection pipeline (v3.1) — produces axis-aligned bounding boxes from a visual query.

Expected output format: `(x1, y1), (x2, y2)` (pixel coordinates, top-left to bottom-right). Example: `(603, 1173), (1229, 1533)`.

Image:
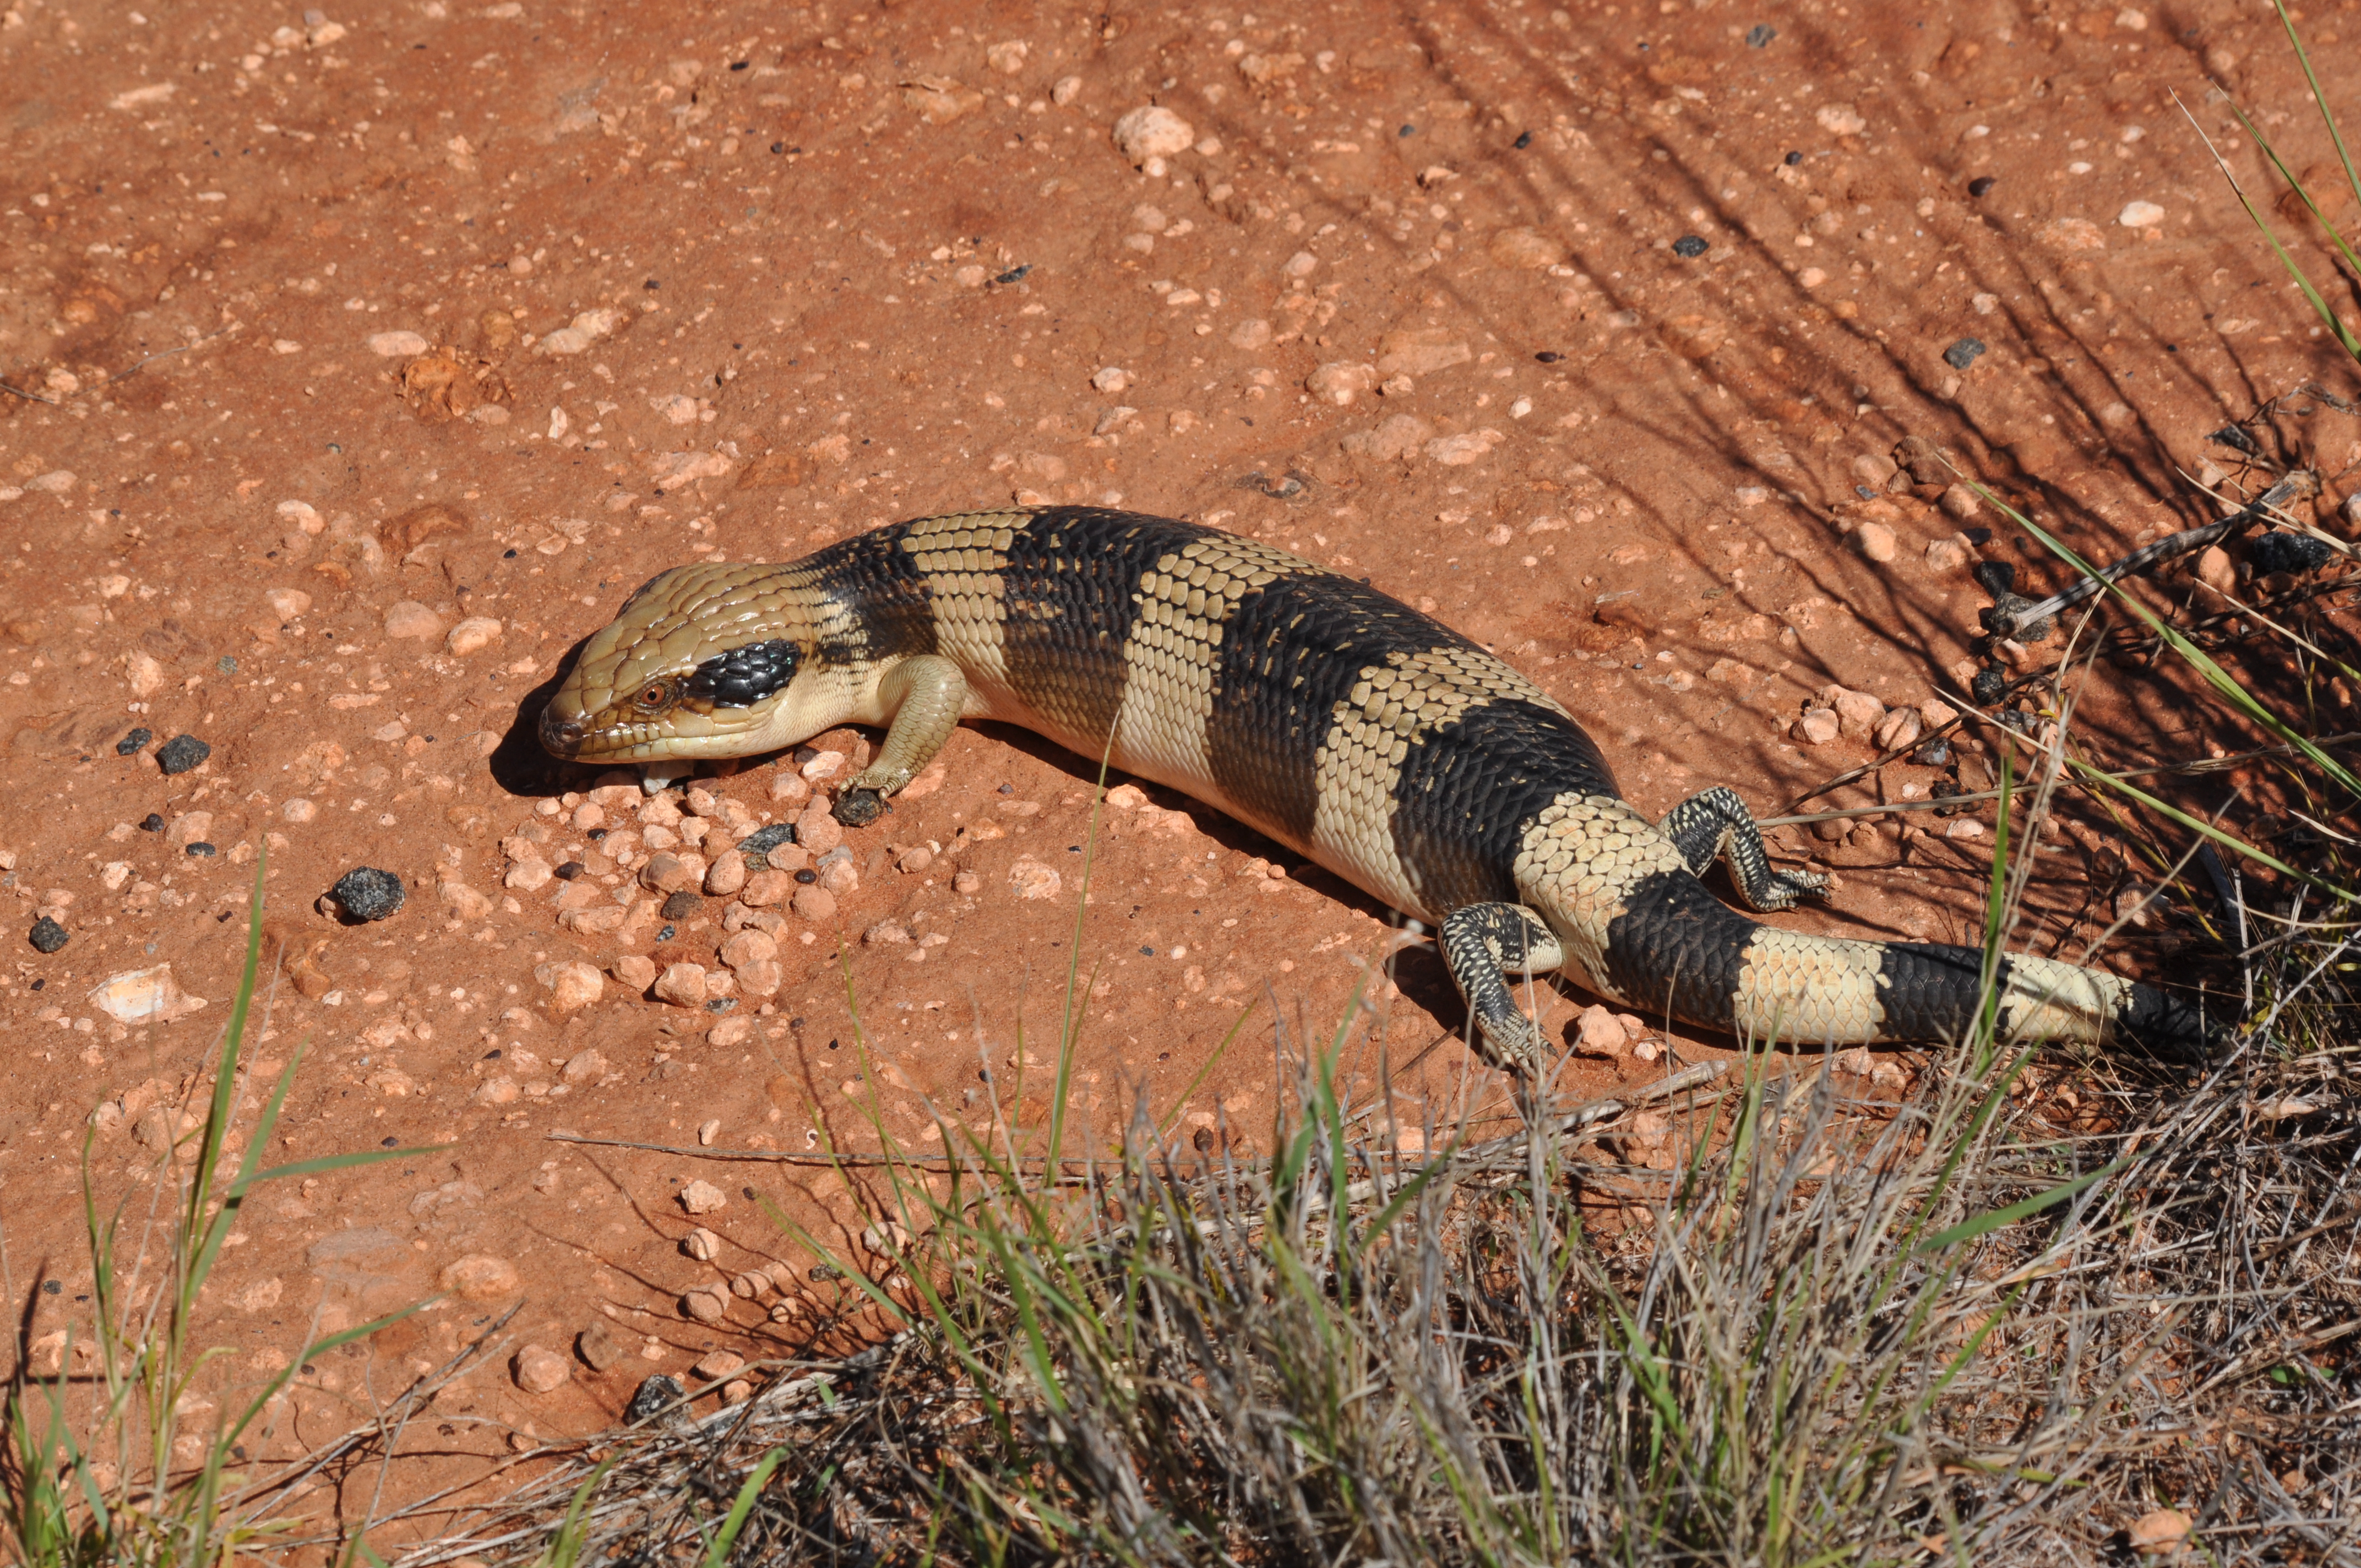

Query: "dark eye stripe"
(685, 639), (800, 707)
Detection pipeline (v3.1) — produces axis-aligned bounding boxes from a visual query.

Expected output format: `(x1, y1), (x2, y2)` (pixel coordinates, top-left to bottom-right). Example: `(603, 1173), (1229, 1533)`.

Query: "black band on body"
(1599, 869), (1753, 1033)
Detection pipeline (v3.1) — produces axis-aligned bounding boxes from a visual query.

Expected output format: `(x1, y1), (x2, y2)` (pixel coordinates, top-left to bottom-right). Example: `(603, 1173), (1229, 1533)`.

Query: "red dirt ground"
(3, 0), (2356, 1551)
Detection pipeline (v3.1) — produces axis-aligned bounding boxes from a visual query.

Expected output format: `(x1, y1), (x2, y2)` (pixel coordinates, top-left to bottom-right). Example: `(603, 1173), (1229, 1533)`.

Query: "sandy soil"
(3, 0), (2357, 1546)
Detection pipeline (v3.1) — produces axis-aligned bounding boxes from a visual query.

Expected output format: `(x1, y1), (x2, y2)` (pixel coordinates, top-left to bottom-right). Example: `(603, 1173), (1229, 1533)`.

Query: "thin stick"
(1982, 470), (2321, 641)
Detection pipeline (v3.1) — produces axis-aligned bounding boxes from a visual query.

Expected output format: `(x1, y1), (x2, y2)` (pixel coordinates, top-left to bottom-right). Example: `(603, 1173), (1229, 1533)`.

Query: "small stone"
(1671, 233), (1709, 258)
(653, 962), (709, 1008)
(819, 857), (859, 895)
(704, 854), (748, 897)
(155, 734), (210, 775)
(577, 1317), (627, 1371)
(383, 601), (445, 640)
(863, 918), (911, 945)
(639, 852), (695, 894)
(1819, 685), (1886, 740)
(1793, 708), (1841, 746)
(611, 954), (657, 990)
(1052, 73), (1083, 105)
(1375, 329), (1472, 377)
(1487, 227), (1560, 269)
(560, 1048), (607, 1085)
(737, 823), (797, 862)
(1925, 537), (1970, 573)
(1853, 521), (1897, 562)
(1306, 361), (1379, 406)
(720, 929), (778, 970)
(2127, 1509), (2192, 1555)
(792, 884), (838, 922)
(445, 617), (503, 656)
(513, 1344), (571, 1395)
(326, 867), (405, 922)
(29, 916), (68, 954)
(505, 858), (553, 892)
(795, 802), (844, 857)
(693, 1347), (746, 1380)
(1008, 858), (1063, 900)
(679, 1178), (728, 1216)
(953, 870), (983, 895)
(626, 1374), (685, 1423)
(1228, 318), (1274, 350)
(660, 889), (704, 922)
(768, 770), (812, 805)
(535, 960), (603, 1014)
(1814, 102), (1866, 135)
(1091, 365), (1131, 393)
(1573, 1004), (1628, 1058)
(88, 963), (208, 1023)
(1874, 707), (1923, 752)
(367, 330), (432, 358)
(682, 1226), (722, 1261)
(1939, 485), (1982, 521)
(1942, 337), (1986, 371)
(2195, 545), (2237, 596)
(681, 1286), (728, 1322)
(742, 868), (795, 906)
(438, 1254), (522, 1301)
(2117, 200), (2167, 229)
(709, 1013), (755, 1046)
(1111, 104), (1194, 166)
(896, 845), (934, 874)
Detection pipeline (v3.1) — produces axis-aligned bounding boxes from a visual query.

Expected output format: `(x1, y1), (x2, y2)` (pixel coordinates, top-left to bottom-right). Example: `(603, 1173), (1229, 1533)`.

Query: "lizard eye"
(633, 681), (673, 710)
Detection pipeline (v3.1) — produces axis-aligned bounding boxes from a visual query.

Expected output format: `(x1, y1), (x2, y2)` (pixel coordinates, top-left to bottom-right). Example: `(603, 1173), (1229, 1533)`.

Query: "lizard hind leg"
(1439, 902), (1565, 1075)
(1658, 785), (1828, 912)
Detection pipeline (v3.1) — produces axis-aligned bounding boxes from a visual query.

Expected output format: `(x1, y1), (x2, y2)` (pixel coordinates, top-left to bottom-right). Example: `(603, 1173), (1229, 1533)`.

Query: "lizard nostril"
(539, 709), (586, 754)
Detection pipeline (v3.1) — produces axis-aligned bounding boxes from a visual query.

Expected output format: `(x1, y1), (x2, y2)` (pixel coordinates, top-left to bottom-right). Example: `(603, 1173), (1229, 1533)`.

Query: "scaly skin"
(541, 507), (2222, 1068)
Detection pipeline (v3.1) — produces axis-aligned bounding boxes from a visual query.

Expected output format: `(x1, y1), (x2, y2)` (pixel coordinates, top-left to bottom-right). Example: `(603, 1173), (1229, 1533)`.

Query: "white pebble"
(1111, 104), (1194, 166)
(1092, 366), (1131, 393)
(445, 616), (503, 656)
(366, 330), (430, 358)
(263, 587), (313, 619)
(2117, 200), (2167, 228)
(281, 797), (318, 824)
(1052, 74), (1082, 105)
(1853, 521), (1897, 563)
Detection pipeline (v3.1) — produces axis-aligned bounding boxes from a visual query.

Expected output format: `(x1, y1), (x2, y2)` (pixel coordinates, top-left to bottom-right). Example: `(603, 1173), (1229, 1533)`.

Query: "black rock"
(794, 869), (818, 885)
(1943, 337), (1987, 371)
(140, 813), (165, 833)
(1968, 175), (1996, 197)
(1672, 233), (1708, 258)
(2207, 423), (2260, 455)
(1511, 129), (1532, 149)
(186, 842), (216, 857)
(1746, 23), (1775, 46)
(155, 734), (211, 775)
(737, 823), (796, 864)
(659, 890), (703, 921)
(1912, 738), (1952, 767)
(116, 727), (153, 757)
(625, 1375), (684, 1425)
(1972, 560), (2016, 596)
(656, 924), (676, 942)
(2250, 530), (2335, 575)
(1970, 665), (2009, 706)
(553, 861), (587, 881)
(29, 916), (68, 954)
(327, 867), (406, 922)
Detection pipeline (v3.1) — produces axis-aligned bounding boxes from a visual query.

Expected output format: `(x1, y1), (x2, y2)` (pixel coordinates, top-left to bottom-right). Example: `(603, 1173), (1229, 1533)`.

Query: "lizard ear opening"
(684, 639), (801, 708)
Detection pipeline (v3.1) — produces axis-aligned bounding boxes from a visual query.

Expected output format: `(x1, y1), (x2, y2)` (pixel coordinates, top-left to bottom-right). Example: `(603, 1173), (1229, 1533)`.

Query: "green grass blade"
(701, 1446), (785, 1567)
(1916, 1157), (2128, 1253)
